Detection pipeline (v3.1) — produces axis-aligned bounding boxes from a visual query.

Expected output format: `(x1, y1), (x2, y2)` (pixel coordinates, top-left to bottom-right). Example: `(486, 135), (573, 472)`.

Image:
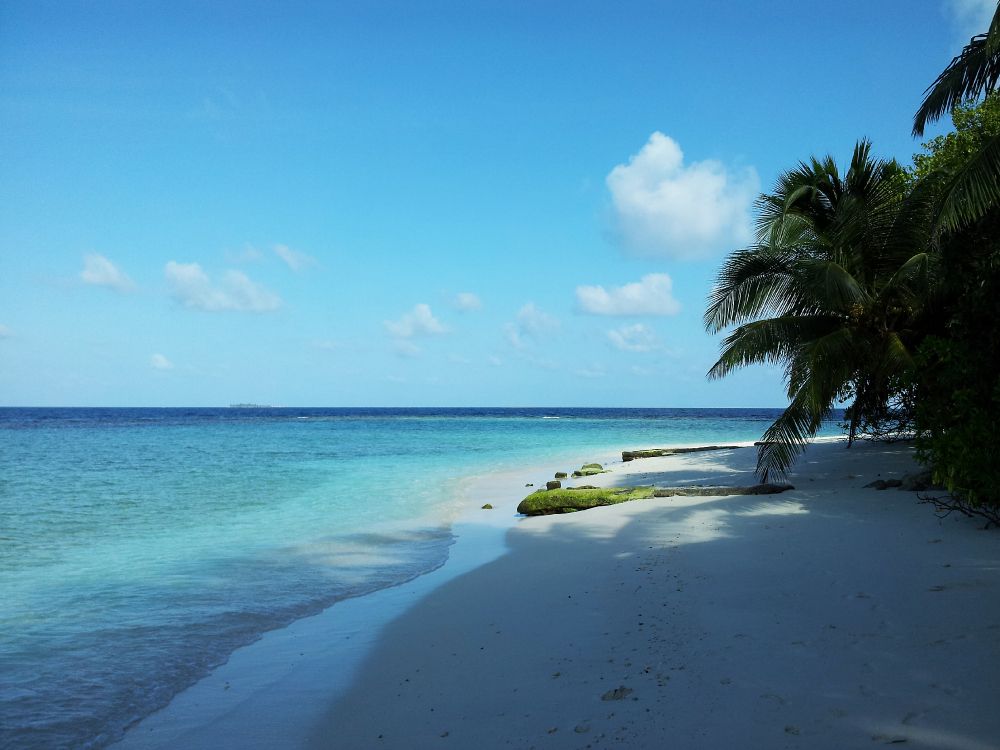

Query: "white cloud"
(577, 273), (681, 316)
(606, 132), (758, 259)
(454, 292), (482, 311)
(273, 244), (317, 272)
(516, 303), (559, 334)
(488, 355), (503, 367)
(574, 366), (607, 379)
(448, 353), (472, 365)
(504, 324), (525, 349)
(505, 303), (560, 349)
(150, 353), (174, 370)
(312, 339), (339, 351)
(0, 324), (11, 339)
(385, 303), (448, 338)
(165, 261), (282, 312)
(81, 253), (135, 292)
(392, 340), (422, 358)
(947, 0), (995, 41)
(226, 246), (264, 264)
(607, 323), (661, 352)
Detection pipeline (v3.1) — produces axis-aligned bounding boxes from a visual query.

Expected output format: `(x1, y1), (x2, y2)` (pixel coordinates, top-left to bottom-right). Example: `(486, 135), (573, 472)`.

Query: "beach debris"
(863, 470), (938, 491)
(572, 463), (607, 477)
(900, 469), (935, 491)
(622, 445), (743, 461)
(481, 503), (493, 510)
(554, 471), (567, 479)
(601, 686), (633, 701)
(546, 480), (562, 490)
(517, 483), (794, 516)
(864, 478), (902, 489)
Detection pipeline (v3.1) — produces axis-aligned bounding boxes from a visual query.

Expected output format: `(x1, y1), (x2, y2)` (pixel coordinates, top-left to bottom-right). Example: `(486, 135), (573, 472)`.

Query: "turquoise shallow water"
(0, 407), (842, 750)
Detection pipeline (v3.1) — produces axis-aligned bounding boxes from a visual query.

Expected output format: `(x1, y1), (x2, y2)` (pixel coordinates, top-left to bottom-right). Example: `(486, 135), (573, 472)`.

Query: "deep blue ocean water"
(0, 407), (843, 750)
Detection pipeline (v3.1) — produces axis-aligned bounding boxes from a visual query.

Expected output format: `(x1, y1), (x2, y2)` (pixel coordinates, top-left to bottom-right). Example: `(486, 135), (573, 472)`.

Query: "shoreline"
(111, 449), (591, 749)
(115, 438), (1000, 749)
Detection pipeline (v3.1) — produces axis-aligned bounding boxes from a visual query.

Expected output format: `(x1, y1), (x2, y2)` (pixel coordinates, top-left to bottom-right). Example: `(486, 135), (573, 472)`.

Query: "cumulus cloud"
(454, 292), (482, 311)
(607, 323), (661, 352)
(81, 253), (135, 292)
(948, 0), (995, 41)
(273, 244), (317, 272)
(505, 303), (560, 349)
(150, 353), (174, 370)
(392, 340), (422, 358)
(385, 303), (447, 338)
(577, 273), (681, 316)
(606, 132), (758, 259)
(165, 262), (282, 312)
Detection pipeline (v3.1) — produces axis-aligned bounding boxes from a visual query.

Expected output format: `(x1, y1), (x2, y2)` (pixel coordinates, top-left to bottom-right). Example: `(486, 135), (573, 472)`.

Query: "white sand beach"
(116, 439), (1000, 750)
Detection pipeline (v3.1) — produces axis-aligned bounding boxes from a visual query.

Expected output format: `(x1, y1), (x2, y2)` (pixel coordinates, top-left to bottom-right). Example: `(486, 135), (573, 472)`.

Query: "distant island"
(228, 403), (273, 409)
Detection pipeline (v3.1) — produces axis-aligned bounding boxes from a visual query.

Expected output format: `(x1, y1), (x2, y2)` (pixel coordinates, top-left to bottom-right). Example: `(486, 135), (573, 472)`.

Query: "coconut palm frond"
(934, 133), (1000, 231)
(881, 252), (934, 308)
(792, 258), (869, 313)
(707, 315), (842, 380)
(785, 326), (856, 394)
(704, 247), (798, 332)
(879, 331), (916, 375)
(755, 388), (831, 481)
(914, 3), (1000, 136)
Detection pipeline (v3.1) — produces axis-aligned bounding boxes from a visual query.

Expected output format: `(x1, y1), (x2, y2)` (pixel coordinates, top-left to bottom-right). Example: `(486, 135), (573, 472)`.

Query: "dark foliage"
(912, 211), (1000, 511)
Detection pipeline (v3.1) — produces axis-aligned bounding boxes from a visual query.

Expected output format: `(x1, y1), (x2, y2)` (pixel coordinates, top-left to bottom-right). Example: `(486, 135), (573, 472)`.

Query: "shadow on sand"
(311, 441), (1000, 750)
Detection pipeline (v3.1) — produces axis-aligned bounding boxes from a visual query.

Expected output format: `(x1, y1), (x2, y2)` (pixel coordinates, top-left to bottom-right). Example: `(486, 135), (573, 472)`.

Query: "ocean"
(0, 407), (843, 749)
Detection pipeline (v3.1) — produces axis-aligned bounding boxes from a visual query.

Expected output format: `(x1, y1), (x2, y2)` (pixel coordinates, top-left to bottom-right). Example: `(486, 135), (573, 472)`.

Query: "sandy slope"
(309, 440), (1000, 750)
(116, 439), (1000, 750)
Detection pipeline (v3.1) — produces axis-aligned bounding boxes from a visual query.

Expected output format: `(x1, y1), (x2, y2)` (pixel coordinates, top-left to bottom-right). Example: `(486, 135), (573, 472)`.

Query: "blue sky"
(0, 0), (992, 407)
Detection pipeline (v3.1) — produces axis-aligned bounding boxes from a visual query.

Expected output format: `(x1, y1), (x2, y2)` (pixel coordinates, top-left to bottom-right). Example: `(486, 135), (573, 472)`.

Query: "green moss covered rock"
(572, 463), (607, 477)
(516, 482), (793, 516)
(516, 486), (655, 515)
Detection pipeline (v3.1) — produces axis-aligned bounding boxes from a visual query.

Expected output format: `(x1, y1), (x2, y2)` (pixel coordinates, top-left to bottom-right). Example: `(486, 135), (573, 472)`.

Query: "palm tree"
(914, 2), (1000, 233)
(705, 141), (932, 480)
